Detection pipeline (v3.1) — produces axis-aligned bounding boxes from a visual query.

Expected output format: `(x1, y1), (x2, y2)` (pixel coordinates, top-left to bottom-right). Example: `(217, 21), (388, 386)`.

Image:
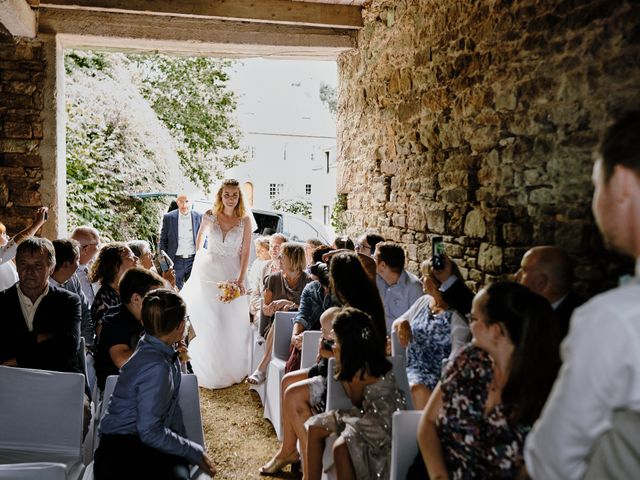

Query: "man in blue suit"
(158, 194), (203, 289)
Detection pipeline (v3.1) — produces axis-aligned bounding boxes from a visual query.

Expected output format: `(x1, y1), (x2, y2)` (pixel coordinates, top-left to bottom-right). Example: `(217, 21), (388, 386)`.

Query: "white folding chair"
(390, 410), (423, 480)
(248, 322), (266, 403)
(85, 374), (210, 480)
(390, 330), (407, 359)
(321, 356), (414, 479)
(92, 375), (118, 455)
(301, 330), (322, 369)
(0, 462), (67, 480)
(263, 311), (296, 440)
(389, 355), (414, 410)
(0, 366), (86, 480)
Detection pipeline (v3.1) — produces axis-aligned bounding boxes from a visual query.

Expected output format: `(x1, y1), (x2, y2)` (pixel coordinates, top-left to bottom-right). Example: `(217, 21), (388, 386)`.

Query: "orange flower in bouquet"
(217, 281), (242, 303)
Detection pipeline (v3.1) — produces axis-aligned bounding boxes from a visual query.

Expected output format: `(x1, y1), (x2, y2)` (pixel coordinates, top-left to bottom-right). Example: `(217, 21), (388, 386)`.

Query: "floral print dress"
(406, 296), (455, 390)
(437, 345), (530, 479)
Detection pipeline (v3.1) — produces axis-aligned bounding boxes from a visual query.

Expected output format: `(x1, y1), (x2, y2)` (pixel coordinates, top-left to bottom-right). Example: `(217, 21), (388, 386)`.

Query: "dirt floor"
(200, 383), (300, 479)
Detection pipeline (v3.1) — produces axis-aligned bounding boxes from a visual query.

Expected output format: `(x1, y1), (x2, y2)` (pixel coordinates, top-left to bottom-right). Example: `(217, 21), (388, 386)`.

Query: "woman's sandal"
(259, 452), (300, 475)
(246, 369), (266, 385)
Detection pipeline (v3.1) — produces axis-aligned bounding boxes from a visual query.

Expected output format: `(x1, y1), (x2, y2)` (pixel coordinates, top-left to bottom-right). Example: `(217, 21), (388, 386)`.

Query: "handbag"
(284, 343), (302, 373)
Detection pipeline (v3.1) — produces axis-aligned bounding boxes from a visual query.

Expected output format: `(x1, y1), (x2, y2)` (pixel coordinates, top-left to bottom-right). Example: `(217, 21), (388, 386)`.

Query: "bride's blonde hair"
(214, 179), (246, 217)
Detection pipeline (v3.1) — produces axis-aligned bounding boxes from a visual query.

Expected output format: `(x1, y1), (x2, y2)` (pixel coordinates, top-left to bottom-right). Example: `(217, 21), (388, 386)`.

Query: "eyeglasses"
(355, 242), (371, 251)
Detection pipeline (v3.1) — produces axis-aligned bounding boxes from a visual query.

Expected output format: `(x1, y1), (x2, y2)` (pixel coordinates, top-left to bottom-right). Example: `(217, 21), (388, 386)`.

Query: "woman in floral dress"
(392, 258), (469, 409)
(418, 282), (562, 479)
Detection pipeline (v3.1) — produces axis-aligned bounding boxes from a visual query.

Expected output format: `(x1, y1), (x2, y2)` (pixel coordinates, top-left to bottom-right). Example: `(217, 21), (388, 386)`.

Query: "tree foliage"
(271, 197), (312, 219)
(65, 50), (245, 244)
(331, 193), (348, 234)
(128, 54), (246, 193)
(319, 82), (337, 116)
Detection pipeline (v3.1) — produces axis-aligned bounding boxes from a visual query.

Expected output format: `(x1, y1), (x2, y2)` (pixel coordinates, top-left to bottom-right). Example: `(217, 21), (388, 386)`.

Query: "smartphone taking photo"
(154, 250), (174, 273)
(432, 236), (445, 270)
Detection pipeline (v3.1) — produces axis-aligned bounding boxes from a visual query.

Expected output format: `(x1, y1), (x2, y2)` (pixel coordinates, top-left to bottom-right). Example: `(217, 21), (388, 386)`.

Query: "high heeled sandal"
(259, 453), (300, 475)
(246, 369), (266, 385)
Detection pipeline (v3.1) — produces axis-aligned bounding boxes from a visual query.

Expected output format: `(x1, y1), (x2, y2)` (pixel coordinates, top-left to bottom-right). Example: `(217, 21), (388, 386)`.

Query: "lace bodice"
(202, 214), (245, 257)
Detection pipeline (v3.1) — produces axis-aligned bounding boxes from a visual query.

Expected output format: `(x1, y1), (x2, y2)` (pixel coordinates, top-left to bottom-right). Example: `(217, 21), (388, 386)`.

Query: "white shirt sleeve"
(525, 299), (638, 479)
(0, 240), (17, 265)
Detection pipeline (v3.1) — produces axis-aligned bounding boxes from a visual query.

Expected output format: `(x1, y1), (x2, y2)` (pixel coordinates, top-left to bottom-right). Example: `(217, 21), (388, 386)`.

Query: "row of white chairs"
(0, 364), (209, 480)
(248, 313), (421, 480)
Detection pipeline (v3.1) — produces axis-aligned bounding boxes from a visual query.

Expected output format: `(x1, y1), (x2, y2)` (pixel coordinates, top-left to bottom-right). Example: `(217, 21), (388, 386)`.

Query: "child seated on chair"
(305, 307), (407, 480)
(94, 289), (216, 480)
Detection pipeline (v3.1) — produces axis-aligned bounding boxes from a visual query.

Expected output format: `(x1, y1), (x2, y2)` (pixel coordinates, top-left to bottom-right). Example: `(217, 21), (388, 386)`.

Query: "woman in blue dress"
(392, 258), (469, 409)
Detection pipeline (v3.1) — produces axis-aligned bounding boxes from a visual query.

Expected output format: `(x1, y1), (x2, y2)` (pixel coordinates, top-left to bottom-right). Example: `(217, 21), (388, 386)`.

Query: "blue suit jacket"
(158, 210), (203, 261)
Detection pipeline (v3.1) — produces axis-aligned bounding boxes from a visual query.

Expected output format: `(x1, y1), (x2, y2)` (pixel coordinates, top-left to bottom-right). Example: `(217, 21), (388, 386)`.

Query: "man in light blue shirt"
(373, 241), (423, 332)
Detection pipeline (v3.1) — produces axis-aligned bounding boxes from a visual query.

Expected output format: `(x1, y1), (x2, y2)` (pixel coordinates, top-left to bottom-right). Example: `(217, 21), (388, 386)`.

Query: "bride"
(180, 179), (252, 388)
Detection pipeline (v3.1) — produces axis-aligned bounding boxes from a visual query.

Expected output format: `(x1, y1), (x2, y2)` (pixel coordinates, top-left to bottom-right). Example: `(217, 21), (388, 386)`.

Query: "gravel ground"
(200, 383), (300, 479)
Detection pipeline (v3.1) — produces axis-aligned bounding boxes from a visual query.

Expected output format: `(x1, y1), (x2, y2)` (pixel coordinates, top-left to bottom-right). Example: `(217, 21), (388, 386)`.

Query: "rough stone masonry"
(336, 0), (640, 296)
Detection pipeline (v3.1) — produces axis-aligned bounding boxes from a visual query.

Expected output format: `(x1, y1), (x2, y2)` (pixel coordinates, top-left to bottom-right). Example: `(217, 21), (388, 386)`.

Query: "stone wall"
(337, 0), (640, 295)
(0, 36), (45, 234)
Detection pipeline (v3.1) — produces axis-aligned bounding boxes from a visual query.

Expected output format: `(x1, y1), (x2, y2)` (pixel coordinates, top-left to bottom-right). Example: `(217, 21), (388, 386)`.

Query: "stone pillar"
(40, 33), (65, 238)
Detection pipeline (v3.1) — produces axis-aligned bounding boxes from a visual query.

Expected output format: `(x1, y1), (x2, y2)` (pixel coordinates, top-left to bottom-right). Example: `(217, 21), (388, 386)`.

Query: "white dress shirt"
(524, 260), (640, 479)
(16, 283), (49, 332)
(76, 265), (95, 305)
(175, 212), (195, 257)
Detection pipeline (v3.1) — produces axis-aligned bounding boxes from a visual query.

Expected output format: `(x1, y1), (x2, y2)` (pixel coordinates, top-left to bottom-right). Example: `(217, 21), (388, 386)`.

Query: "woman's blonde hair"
(281, 242), (306, 272)
(0, 222), (5, 235)
(213, 179), (246, 217)
(141, 288), (186, 337)
(421, 257), (462, 288)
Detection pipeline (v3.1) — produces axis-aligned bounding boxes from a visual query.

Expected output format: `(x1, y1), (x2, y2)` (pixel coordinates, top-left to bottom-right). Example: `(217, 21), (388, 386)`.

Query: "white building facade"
(226, 58), (337, 230)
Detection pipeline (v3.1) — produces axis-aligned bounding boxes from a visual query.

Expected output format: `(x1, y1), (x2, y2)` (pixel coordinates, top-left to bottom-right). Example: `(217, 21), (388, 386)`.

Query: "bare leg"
(333, 437), (355, 480)
(272, 370), (310, 458)
(257, 326), (275, 372)
(286, 379), (314, 467)
(410, 384), (432, 411)
(306, 425), (330, 480)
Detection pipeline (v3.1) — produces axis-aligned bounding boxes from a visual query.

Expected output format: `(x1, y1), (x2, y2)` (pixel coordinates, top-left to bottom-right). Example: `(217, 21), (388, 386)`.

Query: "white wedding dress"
(180, 213), (251, 389)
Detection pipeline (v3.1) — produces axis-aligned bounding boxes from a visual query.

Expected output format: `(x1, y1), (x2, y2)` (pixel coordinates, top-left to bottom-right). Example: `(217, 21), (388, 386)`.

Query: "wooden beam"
(0, 0), (37, 37)
(38, 0), (363, 29)
(38, 7), (356, 59)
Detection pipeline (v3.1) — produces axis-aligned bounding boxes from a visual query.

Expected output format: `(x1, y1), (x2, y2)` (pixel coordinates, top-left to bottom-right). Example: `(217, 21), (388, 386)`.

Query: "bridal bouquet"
(217, 281), (242, 303)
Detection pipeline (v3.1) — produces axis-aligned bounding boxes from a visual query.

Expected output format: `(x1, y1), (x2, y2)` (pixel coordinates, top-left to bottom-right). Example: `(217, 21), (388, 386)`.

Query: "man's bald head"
(176, 194), (190, 214)
(515, 246), (573, 303)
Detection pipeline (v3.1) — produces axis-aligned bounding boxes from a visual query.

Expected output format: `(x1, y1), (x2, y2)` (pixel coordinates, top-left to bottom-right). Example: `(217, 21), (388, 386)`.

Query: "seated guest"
(373, 241), (423, 331)
(525, 111), (640, 479)
(129, 239), (176, 290)
(430, 253), (475, 318)
(248, 235), (271, 321)
(90, 243), (138, 335)
(247, 242), (313, 384)
(333, 236), (355, 250)
(514, 245), (583, 340)
(94, 289), (216, 479)
(354, 232), (385, 258)
(50, 239), (94, 348)
(258, 252), (386, 475)
(306, 307), (406, 480)
(418, 282), (561, 479)
(0, 237), (82, 372)
(0, 207), (48, 291)
(392, 258), (469, 409)
(259, 306), (338, 476)
(94, 267), (164, 391)
(304, 238), (325, 268)
(288, 260), (335, 365)
(70, 226), (101, 305)
(0, 238), (90, 434)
